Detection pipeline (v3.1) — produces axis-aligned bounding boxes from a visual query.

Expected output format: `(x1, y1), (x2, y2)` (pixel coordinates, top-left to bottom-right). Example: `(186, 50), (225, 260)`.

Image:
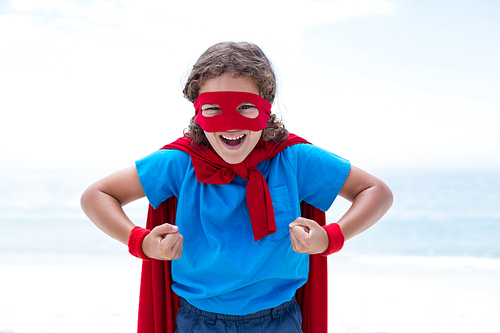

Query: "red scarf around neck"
(163, 134), (309, 241)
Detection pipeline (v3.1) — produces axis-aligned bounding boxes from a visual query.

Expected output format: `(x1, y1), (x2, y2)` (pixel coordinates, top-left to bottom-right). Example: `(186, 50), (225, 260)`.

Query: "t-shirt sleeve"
(135, 149), (190, 209)
(293, 144), (351, 211)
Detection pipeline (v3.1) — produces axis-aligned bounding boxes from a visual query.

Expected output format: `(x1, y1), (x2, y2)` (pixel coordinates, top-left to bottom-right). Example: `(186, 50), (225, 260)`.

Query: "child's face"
(198, 73), (263, 164)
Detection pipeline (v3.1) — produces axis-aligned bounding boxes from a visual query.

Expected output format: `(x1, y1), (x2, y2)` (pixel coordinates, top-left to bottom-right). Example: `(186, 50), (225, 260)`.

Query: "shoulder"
(135, 148), (193, 178)
(135, 148), (193, 208)
(282, 143), (349, 164)
(280, 144), (351, 185)
(262, 143), (349, 178)
(137, 148), (191, 165)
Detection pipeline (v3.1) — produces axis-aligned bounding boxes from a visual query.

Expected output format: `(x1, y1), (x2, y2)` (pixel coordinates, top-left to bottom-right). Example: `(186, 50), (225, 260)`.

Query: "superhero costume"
(136, 136), (329, 333)
(135, 91), (341, 332)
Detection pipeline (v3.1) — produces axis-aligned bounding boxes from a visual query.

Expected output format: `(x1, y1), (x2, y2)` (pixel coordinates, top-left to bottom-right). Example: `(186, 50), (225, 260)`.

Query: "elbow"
(80, 185), (95, 216)
(80, 183), (105, 217)
(377, 179), (394, 213)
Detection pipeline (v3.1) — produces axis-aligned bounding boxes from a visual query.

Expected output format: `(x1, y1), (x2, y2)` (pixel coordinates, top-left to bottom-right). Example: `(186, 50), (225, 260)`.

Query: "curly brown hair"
(182, 42), (288, 148)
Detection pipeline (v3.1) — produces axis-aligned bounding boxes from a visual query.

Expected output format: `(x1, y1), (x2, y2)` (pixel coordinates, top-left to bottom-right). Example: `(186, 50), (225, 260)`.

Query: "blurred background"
(1, 0), (498, 171)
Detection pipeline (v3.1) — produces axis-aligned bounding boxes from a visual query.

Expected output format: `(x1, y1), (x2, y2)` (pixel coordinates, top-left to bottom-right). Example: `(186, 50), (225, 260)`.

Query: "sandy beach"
(1, 252), (499, 333)
(327, 254), (500, 333)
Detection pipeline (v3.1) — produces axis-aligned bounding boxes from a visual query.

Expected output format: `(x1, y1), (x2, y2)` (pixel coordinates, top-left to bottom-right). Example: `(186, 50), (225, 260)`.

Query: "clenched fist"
(142, 223), (183, 260)
(289, 217), (329, 254)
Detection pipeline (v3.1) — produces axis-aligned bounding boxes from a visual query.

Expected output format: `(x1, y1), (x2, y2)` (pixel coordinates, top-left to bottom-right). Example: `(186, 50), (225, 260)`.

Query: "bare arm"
(81, 166), (183, 260)
(80, 166), (146, 245)
(289, 165), (393, 254)
(337, 166), (393, 240)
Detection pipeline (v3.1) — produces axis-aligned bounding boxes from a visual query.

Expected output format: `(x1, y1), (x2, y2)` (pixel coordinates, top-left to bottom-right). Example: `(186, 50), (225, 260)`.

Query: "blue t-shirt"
(136, 143), (350, 315)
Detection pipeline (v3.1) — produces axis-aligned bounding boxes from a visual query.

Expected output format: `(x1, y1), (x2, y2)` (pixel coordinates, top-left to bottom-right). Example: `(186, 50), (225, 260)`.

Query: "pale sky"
(1, 0), (499, 171)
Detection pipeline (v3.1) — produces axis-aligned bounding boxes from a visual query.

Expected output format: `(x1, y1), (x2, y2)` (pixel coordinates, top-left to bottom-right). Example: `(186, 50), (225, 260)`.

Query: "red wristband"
(321, 223), (345, 256)
(128, 226), (151, 260)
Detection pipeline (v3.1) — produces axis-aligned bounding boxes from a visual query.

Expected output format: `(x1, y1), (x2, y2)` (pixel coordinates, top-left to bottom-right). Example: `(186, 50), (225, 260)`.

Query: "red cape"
(136, 139), (329, 333)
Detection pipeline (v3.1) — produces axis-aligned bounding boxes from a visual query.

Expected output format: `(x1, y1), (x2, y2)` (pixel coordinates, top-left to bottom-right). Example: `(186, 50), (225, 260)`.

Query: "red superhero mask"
(194, 91), (272, 132)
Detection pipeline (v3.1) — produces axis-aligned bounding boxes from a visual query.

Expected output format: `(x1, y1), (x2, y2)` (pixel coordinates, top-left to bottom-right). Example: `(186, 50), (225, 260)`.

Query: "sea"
(0, 166), (499, 265)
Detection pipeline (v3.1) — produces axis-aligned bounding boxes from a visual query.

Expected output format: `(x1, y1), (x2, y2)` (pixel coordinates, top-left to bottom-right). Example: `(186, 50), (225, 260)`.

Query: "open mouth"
(220, 134), (246, 147)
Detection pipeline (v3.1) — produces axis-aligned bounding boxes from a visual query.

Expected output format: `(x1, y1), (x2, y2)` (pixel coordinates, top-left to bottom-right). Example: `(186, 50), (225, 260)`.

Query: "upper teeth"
(222, 135), (244, 140)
